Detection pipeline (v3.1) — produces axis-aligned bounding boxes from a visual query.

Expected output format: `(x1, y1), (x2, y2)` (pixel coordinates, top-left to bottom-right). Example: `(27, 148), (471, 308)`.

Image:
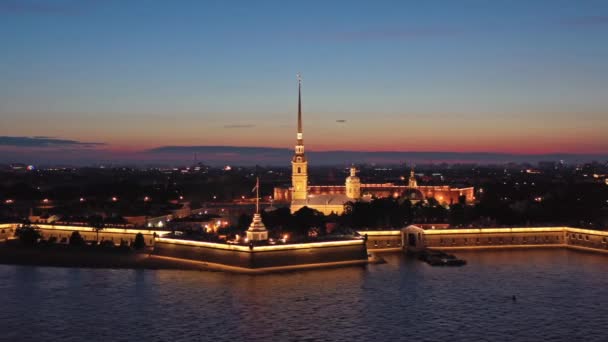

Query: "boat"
(417, 249), (467, 266)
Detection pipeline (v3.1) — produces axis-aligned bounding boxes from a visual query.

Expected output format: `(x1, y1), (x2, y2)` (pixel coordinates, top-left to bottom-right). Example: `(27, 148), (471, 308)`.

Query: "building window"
(297, 167), (301, 174)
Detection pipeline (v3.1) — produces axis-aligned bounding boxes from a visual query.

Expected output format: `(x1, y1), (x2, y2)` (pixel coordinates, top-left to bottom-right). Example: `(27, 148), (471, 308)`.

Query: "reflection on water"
(1, 249), (608, 341)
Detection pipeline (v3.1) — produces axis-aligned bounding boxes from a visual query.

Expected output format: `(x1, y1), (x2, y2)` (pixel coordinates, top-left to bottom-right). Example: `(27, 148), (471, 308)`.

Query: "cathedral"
(273, 77), (475, 215)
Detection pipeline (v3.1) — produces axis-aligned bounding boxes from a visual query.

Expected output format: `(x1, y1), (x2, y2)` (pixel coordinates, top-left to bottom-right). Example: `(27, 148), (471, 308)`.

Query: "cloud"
(0, 136), (105, 148)
(336, 119), (347, 123)
(147, 145), (286, 155)
(559, 15), (608, 28)
(223, 124), (256, 129)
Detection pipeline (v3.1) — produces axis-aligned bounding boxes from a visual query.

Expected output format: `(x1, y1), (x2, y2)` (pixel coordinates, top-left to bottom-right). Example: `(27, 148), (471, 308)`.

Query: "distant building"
(273, 77), (475, 215)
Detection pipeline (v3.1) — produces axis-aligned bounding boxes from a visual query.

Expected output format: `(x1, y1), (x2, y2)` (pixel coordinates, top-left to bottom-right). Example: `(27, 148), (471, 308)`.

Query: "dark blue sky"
(1, 0), (607, 164)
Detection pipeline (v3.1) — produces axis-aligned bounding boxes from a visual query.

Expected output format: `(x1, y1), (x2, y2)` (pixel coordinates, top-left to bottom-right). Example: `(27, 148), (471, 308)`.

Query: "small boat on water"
(418, 249), (467, 267)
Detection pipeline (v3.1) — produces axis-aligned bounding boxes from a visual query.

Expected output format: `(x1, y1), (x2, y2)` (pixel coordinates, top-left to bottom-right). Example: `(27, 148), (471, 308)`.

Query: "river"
(1, 248), (607, 341)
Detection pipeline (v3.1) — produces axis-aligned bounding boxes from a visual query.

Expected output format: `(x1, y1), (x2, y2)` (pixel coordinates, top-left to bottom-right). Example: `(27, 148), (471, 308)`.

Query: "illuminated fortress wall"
(360, 227), (608, 254)
(400, 226), (608, 253)
(357, 230), (403, 251)
(4, 224), (163, 246)
(153, 238), (368, 270)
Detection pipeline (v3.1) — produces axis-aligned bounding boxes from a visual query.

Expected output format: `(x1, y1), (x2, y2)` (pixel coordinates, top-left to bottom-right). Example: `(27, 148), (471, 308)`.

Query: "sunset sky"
(1, 0), (607, 164)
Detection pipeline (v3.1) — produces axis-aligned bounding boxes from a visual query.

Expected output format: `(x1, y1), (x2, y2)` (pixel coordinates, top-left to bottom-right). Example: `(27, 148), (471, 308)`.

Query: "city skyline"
(1, 0), (607, 164)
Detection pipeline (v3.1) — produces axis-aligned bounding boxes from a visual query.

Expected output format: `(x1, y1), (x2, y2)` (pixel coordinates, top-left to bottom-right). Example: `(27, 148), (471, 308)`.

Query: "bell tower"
(345, 166), (361, 199)
(408, 168), (418, 188)
(291, 73), (308, 201)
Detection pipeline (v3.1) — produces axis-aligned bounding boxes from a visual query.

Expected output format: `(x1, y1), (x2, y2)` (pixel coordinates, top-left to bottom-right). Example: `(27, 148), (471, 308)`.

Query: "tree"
(261, 207), (292, 231)
(237, 213), (252, 230)
(14, 225), (41, 246)
(69, 231), (85, 246)
(133, 233), (145, 250)
(291, 206), (325, 237)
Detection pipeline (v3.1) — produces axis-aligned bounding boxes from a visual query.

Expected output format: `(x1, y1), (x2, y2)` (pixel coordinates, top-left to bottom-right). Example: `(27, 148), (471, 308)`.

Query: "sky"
(1, 0), (607, 165)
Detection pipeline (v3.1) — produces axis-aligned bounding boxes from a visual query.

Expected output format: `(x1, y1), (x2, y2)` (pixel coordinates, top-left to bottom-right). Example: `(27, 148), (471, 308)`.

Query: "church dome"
(402, 188), (424, 201)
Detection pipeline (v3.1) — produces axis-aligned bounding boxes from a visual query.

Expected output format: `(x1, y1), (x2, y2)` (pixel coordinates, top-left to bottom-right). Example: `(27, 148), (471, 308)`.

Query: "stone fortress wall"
(1, 223), (369, 273)
(360, 226), (608, 254)
(0, 223), (163, 246)
(153, 237), (368, 272)
(5, 223), (608, 255)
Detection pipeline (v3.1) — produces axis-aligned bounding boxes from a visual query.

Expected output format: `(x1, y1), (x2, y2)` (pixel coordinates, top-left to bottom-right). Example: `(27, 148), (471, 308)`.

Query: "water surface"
(1, 249), (607, 341)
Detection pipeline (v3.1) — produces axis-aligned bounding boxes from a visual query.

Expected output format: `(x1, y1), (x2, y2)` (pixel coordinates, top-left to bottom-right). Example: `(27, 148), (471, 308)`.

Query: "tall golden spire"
(291, 73), (308, 202)
(293, 73), (306, 162)
(297, 72), (303, 145)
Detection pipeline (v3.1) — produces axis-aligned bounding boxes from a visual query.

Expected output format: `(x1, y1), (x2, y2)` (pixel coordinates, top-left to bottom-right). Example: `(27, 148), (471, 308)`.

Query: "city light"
(4, 199), (14, 204)
(111, 197), (118, 202)
(144, 196), (150, 202)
